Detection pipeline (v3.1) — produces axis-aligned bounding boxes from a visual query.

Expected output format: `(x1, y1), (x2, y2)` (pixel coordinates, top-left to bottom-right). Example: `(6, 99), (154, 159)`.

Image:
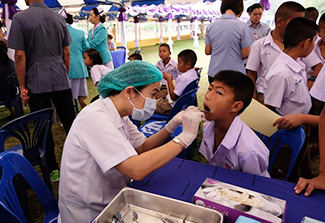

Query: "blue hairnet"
(98, 60), (163, 98)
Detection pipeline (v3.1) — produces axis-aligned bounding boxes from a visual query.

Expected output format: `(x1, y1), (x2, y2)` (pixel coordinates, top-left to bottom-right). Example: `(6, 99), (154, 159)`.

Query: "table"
(129, 158), (325, 223)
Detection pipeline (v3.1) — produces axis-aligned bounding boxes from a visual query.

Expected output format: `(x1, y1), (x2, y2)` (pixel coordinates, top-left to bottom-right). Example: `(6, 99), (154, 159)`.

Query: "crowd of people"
(0, 0), (324, 222)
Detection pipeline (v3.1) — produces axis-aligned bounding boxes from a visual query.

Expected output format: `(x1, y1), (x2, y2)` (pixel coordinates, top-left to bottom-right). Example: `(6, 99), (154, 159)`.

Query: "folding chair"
(111, 46), (126, 69)
(255, 126), (306, 180)
(0, 151), (59, 223)
(0, 130), (6, 152)
(0, 200), (22, 223)
(0, 73), (24, 118)
(0, 108), (54, 191)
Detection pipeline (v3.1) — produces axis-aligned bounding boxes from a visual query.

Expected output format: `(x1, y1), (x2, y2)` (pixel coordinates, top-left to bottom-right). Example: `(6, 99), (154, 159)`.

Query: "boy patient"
(200, 70), (270, 177)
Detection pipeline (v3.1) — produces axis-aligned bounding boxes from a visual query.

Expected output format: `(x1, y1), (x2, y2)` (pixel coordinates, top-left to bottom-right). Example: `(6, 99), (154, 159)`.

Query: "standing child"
(84, 48), (112, 86)
(200, 70), (269, 177)
(246, 2), (322, 103)
(264, 17), (319, 116)
(156, 43), (178, 98)
(107, 34), (116, 51)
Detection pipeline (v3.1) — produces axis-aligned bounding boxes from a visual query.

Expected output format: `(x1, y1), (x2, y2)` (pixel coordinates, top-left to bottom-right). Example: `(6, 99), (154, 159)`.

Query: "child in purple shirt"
(200, 70), (270, 177)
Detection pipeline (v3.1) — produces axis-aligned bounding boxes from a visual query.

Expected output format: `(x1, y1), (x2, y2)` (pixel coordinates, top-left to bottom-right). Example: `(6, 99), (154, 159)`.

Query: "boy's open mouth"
(203, 105), (210, 112)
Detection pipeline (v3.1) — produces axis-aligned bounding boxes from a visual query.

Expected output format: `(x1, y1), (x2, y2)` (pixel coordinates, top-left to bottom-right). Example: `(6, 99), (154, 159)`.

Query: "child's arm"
(273, 114), (319, 129)
(294, 107), (325, 196)
(307, 63), (323, 90)
(163, 72), (179, 101)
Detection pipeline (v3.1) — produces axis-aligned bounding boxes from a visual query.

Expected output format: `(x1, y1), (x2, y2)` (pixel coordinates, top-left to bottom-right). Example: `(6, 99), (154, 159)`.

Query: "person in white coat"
(58, 60), (203, 223)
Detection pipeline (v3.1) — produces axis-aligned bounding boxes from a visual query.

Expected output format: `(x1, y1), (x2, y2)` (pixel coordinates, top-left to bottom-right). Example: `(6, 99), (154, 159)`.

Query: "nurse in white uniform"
(58, 60), (203, 223)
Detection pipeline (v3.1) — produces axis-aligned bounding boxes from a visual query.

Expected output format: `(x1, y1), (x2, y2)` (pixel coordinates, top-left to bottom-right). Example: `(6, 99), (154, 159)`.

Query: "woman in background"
(88, 7), (114, 69)
(246, 3), (271, 41)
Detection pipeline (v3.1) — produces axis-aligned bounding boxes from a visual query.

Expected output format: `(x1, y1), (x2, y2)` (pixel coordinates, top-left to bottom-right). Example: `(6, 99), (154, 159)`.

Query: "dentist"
(58, 60), (203, 223)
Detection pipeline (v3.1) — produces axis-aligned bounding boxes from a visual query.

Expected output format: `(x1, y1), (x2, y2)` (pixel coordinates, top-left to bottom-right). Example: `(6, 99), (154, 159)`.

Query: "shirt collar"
(101, 97), (127, 128)
(278, 52), (305, 74)
(30, 2), (47, 7)
(247, 20), (261, 28)
(220, 14), (237, 20)
(203, 116), (243, 151)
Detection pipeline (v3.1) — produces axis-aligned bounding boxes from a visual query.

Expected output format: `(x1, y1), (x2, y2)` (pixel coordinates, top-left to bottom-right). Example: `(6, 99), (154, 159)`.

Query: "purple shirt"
(199, 116), (270, 177)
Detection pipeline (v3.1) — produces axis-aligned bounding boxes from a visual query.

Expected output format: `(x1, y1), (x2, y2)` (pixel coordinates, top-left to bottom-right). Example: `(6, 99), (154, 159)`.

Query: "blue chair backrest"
(0, 200), (22, 223)
(0, 108), (54, 191)
(0, 151), (58, 223)
(167, 87), (199, 122)
(0, 108), (53, 161)
(255, 126), (305, 180)
(181, 78), (199, 96)
(111, 48), (126, 69)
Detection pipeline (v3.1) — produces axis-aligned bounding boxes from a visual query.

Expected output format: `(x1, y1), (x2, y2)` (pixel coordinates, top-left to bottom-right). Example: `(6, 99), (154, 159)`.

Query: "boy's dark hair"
(91, 7), (106, 23)
(305, 7), (319, 23)
(178, 49), (197, 68)
(284, 17), (319, 49)
(159, 43), (170, 52)
(128, 53), (142, 60)
(85, 48), (103, 65)
(65, 13), (73, 25)
(275, 1), (305, 23)
(213, 70), (254, 115)
(220, 0), (244, 16)
(247, 3), (263, 14)
(319, 13), (325, 25)
(107, 34), (113, 40)
(0, 41), (9, 65)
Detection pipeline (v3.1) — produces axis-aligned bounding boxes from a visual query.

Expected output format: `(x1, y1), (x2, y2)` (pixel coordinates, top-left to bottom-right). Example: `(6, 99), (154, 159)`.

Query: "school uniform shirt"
(58, 97), (146, 223)
(199, 116), (270, 177)
(90, 64), (112, 86)
(174, 68), (198, 97)
(264, 52), (312, 116)
(312, 37), (324, 67)
(107, 41), (116, 50)
(205, 14), (254, 77)
(156, 58), (179, 85)
(88, 23), (112, 64)
(246, 20), (270, 41)
(310, 65), (325, 102)
(246, 32), (321, 94)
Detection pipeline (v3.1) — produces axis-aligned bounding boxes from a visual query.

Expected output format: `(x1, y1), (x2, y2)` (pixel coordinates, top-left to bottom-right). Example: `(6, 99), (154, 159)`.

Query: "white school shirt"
(264, 52), (312, 116)
(58, 97), (146, 223)
(310, 65), (325, 102)
(246, 32), (321, 93)
(90, 64), (112, 86)
(174, 68), (198, 97)
(199, 116), (270, 177)
(156, 58), (179, 85)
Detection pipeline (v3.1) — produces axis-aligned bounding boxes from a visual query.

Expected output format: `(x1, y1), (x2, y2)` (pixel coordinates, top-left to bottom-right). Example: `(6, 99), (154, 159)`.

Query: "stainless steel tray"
(92, 187), (223, 223)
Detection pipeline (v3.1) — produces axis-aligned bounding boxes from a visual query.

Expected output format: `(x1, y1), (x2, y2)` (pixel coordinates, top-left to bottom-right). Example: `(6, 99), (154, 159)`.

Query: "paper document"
(240, 99), (280, 137)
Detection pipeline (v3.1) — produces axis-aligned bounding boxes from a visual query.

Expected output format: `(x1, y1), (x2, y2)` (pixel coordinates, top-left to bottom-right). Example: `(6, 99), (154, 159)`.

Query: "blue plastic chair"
(0, 200), (22, 223)
(0, 108), (54, 191)
(111, 47), (126, 69)
(0, 151), (58, 223)
(255, 126), (305, 180)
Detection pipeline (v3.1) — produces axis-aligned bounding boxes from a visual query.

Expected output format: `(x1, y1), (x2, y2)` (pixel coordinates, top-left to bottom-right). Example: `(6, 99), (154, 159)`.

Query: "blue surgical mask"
(128, 88), (156, 121)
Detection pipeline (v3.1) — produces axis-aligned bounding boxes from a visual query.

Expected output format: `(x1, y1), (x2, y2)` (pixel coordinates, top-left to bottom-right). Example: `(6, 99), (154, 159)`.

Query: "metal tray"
(92, 187), (223, 223)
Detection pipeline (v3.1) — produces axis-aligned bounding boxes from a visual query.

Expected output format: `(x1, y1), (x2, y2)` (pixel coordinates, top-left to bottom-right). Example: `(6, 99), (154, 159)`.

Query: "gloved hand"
(165, 110), (185, 133)
(177, 107), (203, 148)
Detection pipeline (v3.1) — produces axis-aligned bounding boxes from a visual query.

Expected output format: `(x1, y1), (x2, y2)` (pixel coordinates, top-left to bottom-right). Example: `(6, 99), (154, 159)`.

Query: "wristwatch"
(173, 137), (186, 150)
(308, 76), (317, 82)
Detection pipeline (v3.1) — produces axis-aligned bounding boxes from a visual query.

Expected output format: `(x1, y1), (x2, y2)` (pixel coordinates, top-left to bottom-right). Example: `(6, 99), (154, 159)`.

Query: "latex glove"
(165, 110), (185, 133)
(177, 107), (203, 147)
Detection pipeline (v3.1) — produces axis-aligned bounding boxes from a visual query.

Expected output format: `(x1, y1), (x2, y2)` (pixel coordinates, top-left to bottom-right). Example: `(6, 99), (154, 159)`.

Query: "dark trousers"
(29, 89), (75, 172)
